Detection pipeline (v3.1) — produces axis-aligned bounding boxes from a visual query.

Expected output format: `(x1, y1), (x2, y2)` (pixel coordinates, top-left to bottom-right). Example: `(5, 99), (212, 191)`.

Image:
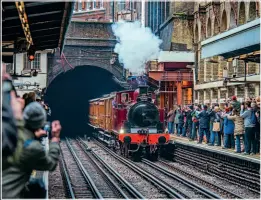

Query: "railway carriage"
(89, 86), (170, 160)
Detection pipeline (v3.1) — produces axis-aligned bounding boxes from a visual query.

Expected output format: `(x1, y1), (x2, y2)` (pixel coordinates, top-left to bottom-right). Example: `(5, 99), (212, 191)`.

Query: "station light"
(27, 45), (36, 61)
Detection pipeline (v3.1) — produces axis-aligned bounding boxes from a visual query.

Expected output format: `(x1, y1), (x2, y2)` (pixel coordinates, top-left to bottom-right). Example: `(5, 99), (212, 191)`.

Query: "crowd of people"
(166, 96), (260, 155)
(2, 65), (61, 198)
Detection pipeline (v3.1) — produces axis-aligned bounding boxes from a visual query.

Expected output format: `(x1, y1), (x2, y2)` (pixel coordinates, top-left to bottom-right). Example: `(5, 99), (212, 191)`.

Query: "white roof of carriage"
(157, 51), (195, 63)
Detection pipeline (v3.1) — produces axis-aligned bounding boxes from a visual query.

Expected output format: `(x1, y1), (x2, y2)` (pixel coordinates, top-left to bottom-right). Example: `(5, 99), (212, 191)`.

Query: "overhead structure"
(201, 18), (260, 62)
(2, 1), (74, 63)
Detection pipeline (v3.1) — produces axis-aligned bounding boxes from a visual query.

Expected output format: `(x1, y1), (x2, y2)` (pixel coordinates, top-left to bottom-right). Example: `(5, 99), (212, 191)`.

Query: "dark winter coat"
(185, 110), (192, 125)
(2, 92), (18, 160)
(2, 127), (60, 198)
(198, 110), (210, 129)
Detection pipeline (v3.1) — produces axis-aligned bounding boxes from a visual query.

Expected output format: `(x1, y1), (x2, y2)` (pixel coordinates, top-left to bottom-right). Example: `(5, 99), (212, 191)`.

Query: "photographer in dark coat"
(2, 102), (62, 198)
(197, 105), (211, 144)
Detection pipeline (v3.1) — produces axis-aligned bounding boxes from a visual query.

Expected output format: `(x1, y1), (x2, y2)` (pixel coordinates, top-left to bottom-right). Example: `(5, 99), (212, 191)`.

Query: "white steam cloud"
(112, 20), (162, 73)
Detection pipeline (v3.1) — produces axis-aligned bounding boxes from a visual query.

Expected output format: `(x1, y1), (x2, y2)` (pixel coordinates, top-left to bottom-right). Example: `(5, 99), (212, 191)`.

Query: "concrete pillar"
(210, 89), (213, 104)
(255, 84), (260, 96)
(235, 87), (238, 96)
(225, 87), (229, 99)
(244, 85), (248, 99)
(203, 90), (206, 104)
(217, 88), (221, 103)
(177, 82), (182, 106)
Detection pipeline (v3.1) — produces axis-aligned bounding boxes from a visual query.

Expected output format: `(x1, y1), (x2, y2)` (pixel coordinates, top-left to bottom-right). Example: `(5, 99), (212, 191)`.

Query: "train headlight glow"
(119, 129), (124, 134)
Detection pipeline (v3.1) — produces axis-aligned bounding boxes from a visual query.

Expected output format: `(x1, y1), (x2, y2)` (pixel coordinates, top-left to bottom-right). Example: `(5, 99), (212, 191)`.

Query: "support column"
(244, 85), (248, 99)
(255, 84), (260, 97)
(177, 82), (182, 106)
(203, 90), (206, 104)
(217, 88), (221, 103)
(210, 89), (213, 104)
(235, 87), (238, 96)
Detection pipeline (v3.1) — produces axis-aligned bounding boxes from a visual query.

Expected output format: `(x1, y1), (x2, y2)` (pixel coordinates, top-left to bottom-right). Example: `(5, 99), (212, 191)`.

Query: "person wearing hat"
(2, 102), (62, 198)
(231, 96), (241, 113)
(182, 105), (193, 138)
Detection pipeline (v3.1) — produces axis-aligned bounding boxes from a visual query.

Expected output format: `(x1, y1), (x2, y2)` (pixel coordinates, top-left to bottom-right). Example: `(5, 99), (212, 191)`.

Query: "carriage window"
(121, 93), (129, 103)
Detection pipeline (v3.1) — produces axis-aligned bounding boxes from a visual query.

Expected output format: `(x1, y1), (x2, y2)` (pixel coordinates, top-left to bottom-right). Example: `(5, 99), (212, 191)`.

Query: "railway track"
(75, 138), (144, 199)
(139, 158), (224, 199)
(86, 138), (225, 199)
(60, 140), (102, 198)
(174, 148), (260, 194)
(156, 159), (243, 199)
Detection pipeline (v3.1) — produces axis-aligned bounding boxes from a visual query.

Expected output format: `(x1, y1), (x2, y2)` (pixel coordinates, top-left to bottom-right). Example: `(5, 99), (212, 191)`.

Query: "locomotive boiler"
(89, 86), (169, 160)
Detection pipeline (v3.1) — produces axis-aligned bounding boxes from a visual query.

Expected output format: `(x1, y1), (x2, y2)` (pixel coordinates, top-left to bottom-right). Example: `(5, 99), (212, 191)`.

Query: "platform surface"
(170, 135), (260, 164)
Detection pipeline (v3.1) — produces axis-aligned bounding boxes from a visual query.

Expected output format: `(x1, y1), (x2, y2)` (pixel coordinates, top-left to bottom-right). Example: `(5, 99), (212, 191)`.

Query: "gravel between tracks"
(71, 140), (121, 198)
(86, 141), (168, 199)
(48, 159), (67, 199)
(136, 162), (205, 198)
(164, 160), (260, 199)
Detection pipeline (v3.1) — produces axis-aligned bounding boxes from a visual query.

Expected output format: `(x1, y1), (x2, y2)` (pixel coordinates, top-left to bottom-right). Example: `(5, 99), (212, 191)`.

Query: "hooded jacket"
(2, 126), (60, 198)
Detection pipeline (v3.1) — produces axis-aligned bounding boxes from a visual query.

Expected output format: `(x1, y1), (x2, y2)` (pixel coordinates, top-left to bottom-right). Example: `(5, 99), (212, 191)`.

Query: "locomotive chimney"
(138, 85), (148, 95)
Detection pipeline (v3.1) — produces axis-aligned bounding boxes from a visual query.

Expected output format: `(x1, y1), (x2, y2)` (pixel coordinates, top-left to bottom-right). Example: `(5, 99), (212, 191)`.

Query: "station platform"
(169, 135), (260, 164)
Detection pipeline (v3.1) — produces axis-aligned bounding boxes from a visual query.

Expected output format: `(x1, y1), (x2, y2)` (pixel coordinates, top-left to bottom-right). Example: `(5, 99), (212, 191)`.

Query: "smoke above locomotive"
(112, 20), (162, 73)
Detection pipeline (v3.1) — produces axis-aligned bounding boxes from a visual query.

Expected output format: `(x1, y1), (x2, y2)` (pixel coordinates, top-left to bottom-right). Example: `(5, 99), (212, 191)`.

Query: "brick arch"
(221, 10), (228, 32)
(207, 17), (211, 37)
(238, 1), (246, 25)
(213, 17), (219, 36)
(249, 1), (257, 21)
(229, 7), (237, 29)
(201, 25), (205, 41)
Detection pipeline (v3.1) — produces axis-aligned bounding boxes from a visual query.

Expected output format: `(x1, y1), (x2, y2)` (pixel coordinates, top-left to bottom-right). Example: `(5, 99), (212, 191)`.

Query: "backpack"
(250, 111), (257, 126)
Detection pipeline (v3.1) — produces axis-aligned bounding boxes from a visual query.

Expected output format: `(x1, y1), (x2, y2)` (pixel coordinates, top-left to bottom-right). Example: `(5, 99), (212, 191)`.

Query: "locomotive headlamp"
(119, 129), (124, 134)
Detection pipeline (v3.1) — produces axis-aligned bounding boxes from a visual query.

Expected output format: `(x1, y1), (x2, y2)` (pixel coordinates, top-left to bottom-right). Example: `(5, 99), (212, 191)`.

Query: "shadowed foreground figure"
(2, 102), (62, 198)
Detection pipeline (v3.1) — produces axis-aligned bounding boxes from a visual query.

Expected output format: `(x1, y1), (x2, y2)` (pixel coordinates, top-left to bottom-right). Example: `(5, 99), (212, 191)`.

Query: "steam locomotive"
(89, 86), (169, 160)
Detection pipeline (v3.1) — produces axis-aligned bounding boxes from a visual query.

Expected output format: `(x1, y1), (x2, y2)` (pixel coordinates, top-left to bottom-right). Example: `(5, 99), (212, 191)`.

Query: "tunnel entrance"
(44, 66), (123, 138)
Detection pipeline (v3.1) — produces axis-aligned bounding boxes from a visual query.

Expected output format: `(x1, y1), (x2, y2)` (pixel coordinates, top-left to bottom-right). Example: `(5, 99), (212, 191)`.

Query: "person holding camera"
(2, 102), (62, 198)
(240, 102), (256, 155)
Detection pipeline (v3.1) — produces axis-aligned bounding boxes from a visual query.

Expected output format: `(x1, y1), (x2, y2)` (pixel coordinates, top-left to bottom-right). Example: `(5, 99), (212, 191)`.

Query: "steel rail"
(142, 158), (222, 199)
(78, 138), (145, 199)
(92, 138), (185, 199)
(174, 149), (260, 193)
(59, 143), (75, 199)
(76, 139), (129, 199)
(65, 138), (103, 199)
(158, 159), (244, 199)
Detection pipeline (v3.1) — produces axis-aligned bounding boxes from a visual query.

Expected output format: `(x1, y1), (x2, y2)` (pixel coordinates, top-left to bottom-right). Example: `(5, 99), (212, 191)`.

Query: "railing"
(161, 71), (193, 81)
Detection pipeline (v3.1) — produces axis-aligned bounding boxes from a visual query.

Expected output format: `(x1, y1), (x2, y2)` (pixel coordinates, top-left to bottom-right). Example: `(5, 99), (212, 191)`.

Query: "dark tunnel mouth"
(44, 65), (123, 138)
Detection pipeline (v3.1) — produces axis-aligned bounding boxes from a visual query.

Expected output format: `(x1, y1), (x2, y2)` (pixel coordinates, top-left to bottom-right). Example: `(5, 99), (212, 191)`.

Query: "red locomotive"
(89, 86), (169, 160)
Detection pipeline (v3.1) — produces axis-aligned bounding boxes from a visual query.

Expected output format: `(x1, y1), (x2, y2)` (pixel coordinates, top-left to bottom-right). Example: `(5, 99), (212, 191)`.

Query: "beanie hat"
(232, 96), (237, 101)
(23, 102), (47, 130)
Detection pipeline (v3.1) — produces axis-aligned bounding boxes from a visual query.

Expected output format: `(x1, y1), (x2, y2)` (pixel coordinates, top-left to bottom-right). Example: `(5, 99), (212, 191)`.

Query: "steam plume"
(112, 20), (162, 73)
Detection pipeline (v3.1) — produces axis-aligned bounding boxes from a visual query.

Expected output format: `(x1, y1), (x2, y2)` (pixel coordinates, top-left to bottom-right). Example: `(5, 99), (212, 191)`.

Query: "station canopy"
(2, 1), (74, 63)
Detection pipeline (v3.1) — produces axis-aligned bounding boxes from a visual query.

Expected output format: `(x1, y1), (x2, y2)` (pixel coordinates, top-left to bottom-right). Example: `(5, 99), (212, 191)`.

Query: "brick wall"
(67, 22), (115, 39)
(171, 19), (193, 51)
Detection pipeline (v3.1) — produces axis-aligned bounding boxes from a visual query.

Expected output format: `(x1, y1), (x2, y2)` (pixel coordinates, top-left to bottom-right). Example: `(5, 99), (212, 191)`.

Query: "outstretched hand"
(51, 120), (62, 138)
